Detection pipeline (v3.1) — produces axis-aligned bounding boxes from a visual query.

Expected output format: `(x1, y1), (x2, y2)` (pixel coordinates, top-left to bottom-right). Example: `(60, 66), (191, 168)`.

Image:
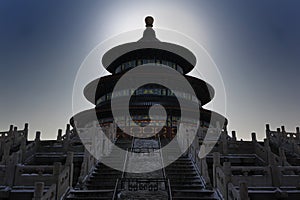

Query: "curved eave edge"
(102, 41), (197, 69)
(83, 74), (215, 105)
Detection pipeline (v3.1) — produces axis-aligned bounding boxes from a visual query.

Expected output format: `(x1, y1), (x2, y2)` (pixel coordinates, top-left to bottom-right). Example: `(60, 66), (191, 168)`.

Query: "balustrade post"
(279, 148), (287, 166)
(24, 123), (29, 141)
(231, 131), (236, 141)
(3, 142), (10, 164)
(13, 127), (18, 145)
(66, 152), (74, 187)
(57, 129), (62, 141)
(296, 127), (300, 143)
(33, 182), (44, 200)
(239, 181), (249, 200)
(53, 162), (62, 199)
(265, 124), (270, 139)
(251, 132), (257, 143)
(21, 137), (26, 163)
(34, 131), (41, 151)
(213, 152), (220, 188)
(223, 162), (232, 200)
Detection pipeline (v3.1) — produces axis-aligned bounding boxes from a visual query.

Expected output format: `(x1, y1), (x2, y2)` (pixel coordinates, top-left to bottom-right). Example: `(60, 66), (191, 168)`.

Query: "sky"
(0, 0), (300, 140)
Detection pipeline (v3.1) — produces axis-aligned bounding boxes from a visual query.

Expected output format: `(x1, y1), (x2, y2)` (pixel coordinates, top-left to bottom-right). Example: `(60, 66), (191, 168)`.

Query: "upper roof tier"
(102, 16), (197, 74)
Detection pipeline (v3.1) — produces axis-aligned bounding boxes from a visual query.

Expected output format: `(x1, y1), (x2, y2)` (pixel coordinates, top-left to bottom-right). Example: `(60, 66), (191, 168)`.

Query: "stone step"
(169, 176), (202, 180)
(93, 168), (122, 173)
(94, 165), (123, 169)
(173, 197), (218, 200)
(66, 198), (112, 200)
(168, 161), (193, 165)
(166, 164), (194, 168)
(86, 180), (117, 185)
(86, 185), (115, 190)
(171, 184), (204, 190)
(89, 175), (120, 180)
(66, 190), (114, 200)
(167, 173), (198, 177)
(92, 170), (122, 175)
(166, 169), (198, 174)
(167, 164), (193, 168)
(169, 180), (203, 184)
(91, 171), (121, 175)
(172, 189), (216, 198)
(168, 160), (193, 164)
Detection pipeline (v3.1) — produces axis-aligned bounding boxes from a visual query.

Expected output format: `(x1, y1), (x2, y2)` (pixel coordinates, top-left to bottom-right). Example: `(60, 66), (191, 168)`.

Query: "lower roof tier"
(70, 107), (227, 130)
(84, 72), (215, 106)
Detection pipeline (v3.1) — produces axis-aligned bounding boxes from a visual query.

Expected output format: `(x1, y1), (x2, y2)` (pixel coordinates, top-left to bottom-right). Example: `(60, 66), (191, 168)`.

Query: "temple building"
(0, 17), (300, 200)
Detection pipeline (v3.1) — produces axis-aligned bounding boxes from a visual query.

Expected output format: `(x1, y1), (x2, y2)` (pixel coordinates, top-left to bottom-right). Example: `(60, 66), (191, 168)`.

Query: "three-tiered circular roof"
(71, 16), (228, 128)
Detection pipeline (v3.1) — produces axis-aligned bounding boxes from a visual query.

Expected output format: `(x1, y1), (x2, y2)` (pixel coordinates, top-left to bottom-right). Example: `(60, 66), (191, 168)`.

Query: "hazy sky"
(1, 0), (300, 140)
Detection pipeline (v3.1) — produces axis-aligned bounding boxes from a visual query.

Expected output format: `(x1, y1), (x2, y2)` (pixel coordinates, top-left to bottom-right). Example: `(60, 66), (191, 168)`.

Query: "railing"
(158, 136), (172, 200)
(112, 137), (132, 199)
(112, 178), (120, 200)
(131, 147), (160, 153)
(121, 148), (129, 180)
(158, 137), (165, 177)
(113, 137), (173, 200)
(119, 178), (169, 191)
(41, 183), (56, 200)
(121, 137), (133, 179)
(227, 183), (240, 200)
(0, 165), (6, 185)
(167, 178), (173, 200)
(112, 177), (171, 199)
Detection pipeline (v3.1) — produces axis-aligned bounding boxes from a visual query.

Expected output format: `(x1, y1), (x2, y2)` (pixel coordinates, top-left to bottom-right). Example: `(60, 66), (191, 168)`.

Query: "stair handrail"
(167, 178), (173, 200)
(189, 152), (207, 186)
(121, 147), (129, 179)
(112, 178), (120, 200)
(121, 137), (134, 179)
(158, 137), (173, 200)
(158, 136), (166, 179)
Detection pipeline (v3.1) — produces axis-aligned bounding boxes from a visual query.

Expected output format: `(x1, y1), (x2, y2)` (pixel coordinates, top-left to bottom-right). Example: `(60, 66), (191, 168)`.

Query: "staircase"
(65, 138), (132, 200)
(166, 155), (219, 200)
(66, 137), (220, 200)
(161, 137), (220, 200)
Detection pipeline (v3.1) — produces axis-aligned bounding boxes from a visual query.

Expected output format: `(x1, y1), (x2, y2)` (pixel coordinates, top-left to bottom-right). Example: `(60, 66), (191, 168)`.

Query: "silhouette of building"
(0, 17), (300, 200)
